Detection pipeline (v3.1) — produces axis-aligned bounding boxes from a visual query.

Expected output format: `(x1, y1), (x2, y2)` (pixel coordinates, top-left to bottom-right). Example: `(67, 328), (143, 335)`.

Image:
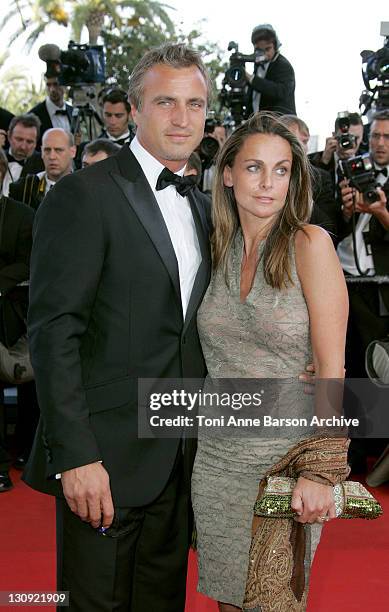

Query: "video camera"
(38, 41), (106, 138)
(359, 22), (389, 115)
(39, 41), (105, 86)
(219, 41), (265, 125)
(341, 153), (379, 204)
(335, 112), (358, 150)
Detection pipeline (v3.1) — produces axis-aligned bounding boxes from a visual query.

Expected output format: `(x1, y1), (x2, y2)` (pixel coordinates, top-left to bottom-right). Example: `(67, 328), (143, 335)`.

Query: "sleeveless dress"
(192, 230), (321, 608)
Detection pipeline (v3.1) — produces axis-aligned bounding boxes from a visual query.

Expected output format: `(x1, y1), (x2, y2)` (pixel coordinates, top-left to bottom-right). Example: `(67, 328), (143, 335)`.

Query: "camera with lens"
(359, 21), (389, 114)
(341, 153), (380, 204)
(219, 41), (264, 125)
(335, 111), (357, 150)
(38, 41), (106, 138)
(198, 117), (222, 170)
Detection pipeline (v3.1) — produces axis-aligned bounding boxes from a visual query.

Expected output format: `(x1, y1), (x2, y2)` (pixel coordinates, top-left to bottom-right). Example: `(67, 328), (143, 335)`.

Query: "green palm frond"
(25, 21), (51, 50)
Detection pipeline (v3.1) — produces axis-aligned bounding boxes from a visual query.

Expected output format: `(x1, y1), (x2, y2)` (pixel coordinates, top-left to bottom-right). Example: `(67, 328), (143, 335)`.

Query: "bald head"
(42, 128), (76, 181)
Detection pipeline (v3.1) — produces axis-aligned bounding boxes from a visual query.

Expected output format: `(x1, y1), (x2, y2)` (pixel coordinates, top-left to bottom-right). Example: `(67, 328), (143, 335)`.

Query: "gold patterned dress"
(192, 230), (322, 610)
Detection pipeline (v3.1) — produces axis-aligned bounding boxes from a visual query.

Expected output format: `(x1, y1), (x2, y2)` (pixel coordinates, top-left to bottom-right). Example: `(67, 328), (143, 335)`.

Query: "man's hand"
(61, 462), (114, 529)
(340, 179), (356, 221)
(291, 476), (336, 524)
(321, 135), (338, 165)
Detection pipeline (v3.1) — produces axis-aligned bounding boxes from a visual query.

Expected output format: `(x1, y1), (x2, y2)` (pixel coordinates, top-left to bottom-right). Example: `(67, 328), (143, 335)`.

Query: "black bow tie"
(374, 167), (388, 179)
(156, 167), (197, 197)
(6, 152), (24, 166)
(112, 137), (128, 146)
(55, 109), (68, 116)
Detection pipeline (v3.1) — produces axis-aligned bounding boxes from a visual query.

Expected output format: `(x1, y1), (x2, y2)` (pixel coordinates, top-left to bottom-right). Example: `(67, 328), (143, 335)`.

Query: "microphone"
(38, 44), (61, 62)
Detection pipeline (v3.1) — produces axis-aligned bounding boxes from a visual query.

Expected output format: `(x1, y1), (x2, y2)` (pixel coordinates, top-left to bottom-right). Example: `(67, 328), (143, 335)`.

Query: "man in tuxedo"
(309, 112), (364, 193)
(282, 114), (341, 243)
(28, 76), (72, 148)
(337, 109), (389, 471)
(99, 88), (134, 146)
(23, 43), (211, 611)
(75, 88), (133, 168)
(9, 128), (76, 210)
(245, 23), (296, 116)
(2, 114), (44, 197)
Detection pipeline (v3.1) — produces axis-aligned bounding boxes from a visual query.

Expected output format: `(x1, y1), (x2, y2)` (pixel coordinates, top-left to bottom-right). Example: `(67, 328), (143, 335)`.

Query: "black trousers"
(345, 283), (389, 461)
(56, 448), (190, 612)
(345, 283), (389, 378)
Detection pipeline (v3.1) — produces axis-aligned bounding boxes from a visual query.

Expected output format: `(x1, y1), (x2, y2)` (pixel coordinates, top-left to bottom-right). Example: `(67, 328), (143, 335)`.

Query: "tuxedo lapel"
(183, 190), (211, 331)
(110, 147), (181, 306)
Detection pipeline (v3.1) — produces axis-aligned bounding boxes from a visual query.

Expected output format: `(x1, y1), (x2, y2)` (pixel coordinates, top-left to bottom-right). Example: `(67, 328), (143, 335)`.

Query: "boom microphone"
(38, 44), (61, 62)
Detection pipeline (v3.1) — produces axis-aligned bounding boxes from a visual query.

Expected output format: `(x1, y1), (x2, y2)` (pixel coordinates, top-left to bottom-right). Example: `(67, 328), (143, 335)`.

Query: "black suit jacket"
(310, 165), (342, 244)
(23, 146), (211, 507)
(28, 100), (73, 147)
(0, 196), (34, 347)
(246, 53), (296, 116)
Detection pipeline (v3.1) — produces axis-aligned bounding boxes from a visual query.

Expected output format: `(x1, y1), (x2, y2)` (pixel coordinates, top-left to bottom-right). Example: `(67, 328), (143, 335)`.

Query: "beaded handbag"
(254, 476), (383, 520)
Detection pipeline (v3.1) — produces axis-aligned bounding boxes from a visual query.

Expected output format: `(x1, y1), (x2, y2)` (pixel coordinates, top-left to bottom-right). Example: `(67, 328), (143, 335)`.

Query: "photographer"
(337, 110), (389, 471)
(246, 24), (296, 115)
(309, 112), (364, 191)
(28, 74), (72, 148)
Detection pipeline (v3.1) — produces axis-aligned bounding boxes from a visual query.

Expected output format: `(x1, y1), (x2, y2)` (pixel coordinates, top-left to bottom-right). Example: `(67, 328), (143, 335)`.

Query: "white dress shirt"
(36, 170), (56, 195)
(2, 149), (23, 196)
(130, 136), (201, 318)
(46, 97), (71, 132)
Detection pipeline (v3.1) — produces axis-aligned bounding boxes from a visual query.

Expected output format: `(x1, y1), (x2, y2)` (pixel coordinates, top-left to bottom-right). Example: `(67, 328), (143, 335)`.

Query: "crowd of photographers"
(0, 23), (389, 493)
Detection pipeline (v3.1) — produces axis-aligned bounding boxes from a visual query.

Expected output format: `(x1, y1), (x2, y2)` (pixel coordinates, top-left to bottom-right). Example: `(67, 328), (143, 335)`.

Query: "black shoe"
(13, 455), (27, 471)
(0, 471), (13, 492)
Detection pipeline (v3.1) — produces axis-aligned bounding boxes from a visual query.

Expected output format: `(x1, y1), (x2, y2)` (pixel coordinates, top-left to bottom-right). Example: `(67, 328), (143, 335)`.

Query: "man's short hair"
(371, 109), (389, 123)
(281, 114), (310, 135)
(8, 113), (41, 136)
(102, 88), (131, 113)
(0, 147), (7, 180)
(251, 24), (279, 48)
(128, 43), (211, 111)
(334, 112), (363, 131)
(83, 138), (121, 159)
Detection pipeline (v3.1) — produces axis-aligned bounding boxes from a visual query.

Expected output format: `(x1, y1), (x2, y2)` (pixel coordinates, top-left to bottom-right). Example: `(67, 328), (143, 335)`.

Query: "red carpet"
(1, 470), (389, 611)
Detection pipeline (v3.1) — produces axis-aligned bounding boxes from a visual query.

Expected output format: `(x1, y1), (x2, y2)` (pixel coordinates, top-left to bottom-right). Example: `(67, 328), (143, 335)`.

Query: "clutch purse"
(254, 476), (383, 520)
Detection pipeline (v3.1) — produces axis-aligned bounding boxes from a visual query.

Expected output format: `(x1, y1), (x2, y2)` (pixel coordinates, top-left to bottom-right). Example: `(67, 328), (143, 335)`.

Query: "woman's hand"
(291, 476), (336, 524)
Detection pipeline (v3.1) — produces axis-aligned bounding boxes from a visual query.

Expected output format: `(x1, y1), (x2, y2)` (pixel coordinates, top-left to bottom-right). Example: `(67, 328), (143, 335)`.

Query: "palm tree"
(0, 0), (175, 48)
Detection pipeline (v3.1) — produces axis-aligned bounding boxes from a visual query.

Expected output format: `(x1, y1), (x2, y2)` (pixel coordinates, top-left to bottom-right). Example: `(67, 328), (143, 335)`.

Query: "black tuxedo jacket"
(28, 100), (73, 147)
(246, 53), (296, 116)
(23, 146), (211, 507)
(0, 196), (34, 347)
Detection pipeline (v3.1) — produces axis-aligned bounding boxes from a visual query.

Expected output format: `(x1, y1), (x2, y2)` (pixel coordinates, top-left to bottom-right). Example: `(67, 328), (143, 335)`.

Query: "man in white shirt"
(24, 43), (211, 612)
(28, 76), (72, 148)
(337, 109), (389, 470)
(2, 114), (43, 196)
